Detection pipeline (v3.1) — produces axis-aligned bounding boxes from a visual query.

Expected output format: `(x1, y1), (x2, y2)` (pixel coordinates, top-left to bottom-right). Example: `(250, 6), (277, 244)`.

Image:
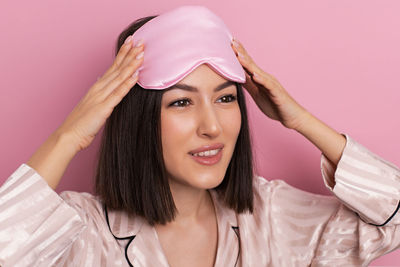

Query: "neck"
(167, 179), (214, 226)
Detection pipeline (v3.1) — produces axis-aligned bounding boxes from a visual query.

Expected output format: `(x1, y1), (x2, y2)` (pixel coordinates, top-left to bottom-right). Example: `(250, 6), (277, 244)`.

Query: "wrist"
(52, 130), (81, 156)
(26, 130), (80, 190)
(292, 111), (314, 132)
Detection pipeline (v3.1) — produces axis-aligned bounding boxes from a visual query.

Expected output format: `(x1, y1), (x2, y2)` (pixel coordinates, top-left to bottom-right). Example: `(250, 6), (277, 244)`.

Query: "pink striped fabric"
(0, 133), (399, 266)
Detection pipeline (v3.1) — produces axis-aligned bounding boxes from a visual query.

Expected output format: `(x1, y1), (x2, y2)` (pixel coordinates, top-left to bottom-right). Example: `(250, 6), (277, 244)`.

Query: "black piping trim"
(231, 226), (240, 267)
(104, 203), (242, 266)
(356, 199), (400, 227)
(104, 203), (135, 267)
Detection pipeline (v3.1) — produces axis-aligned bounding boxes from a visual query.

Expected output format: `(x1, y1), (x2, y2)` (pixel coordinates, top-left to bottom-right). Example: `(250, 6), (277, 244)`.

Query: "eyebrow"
(165, 80), (236, 92)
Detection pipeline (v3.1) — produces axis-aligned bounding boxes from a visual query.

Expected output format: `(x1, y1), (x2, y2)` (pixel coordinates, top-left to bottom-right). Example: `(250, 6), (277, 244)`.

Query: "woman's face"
(160, 64), (242, 190)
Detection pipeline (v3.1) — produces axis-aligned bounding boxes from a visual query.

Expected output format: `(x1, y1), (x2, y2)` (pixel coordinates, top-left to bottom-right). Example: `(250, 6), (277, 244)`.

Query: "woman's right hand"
(56, 36), (145, 153)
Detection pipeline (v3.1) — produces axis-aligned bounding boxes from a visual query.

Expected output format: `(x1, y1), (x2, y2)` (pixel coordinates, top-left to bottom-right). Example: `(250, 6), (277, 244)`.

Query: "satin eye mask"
(131, 5), (246, 90)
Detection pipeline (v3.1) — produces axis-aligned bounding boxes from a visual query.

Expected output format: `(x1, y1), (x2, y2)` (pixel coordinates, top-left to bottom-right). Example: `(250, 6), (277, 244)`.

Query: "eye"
(168, 98), (192, 107)
(217, 94), (237, 103)
(168, 94), (237, 108)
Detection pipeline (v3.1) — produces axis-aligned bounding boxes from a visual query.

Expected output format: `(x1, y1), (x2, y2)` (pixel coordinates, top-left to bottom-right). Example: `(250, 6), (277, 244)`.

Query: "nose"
(196, 104), (222, 138)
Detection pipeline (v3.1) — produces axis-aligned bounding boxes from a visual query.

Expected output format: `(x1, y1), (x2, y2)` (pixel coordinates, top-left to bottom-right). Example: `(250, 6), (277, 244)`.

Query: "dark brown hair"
(94, 15), (255, 226)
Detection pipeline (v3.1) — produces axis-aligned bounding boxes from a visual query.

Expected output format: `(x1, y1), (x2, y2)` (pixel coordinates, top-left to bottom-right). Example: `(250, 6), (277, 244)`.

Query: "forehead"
(165, 64), (235, 92)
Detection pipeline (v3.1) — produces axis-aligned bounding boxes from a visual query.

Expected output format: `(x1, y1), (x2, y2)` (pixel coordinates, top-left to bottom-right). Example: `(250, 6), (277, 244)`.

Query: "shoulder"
(59, 190), (101, 206)
(251, 174), (340, 212)
(253, 174), (334, 198)
(244, 175), (343, 243)
(59, 190), (106, 225)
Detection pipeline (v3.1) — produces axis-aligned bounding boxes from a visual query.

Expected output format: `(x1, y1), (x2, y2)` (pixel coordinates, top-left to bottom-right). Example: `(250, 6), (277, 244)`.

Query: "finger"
(251, 70), (277, 92)
(100, 51), (144, 99)
(93, 44), (144, 94)
(231, 39), (260, 96)
(242, 71), (259, 97)
(231, 39), (264, 76)
(102, 68), (140, 109)
(231, 39), (278, 91)
(103, 35), (135, 77)
(118, 42), (145, 70)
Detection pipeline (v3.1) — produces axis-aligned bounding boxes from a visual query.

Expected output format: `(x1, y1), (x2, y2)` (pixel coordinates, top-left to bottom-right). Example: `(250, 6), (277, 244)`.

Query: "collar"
(104, 188), (238, 239)
(104, 188), (240, 266)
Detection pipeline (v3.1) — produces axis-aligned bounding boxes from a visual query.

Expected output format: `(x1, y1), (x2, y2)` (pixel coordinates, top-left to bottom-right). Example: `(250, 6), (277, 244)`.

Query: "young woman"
(1, 6), (399, 267)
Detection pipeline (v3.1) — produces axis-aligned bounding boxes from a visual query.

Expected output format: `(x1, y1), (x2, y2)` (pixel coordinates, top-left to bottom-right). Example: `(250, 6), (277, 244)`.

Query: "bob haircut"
(94, 15), (255, 226)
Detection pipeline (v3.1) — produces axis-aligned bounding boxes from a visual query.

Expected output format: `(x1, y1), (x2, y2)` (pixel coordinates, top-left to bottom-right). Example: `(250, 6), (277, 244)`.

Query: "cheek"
(160, 111), (196, 163)
(221, 106), (241, 140)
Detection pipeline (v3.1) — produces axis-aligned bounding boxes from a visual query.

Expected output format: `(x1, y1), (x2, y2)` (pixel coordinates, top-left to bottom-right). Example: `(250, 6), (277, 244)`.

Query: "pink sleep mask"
(131, 5), (246, 90)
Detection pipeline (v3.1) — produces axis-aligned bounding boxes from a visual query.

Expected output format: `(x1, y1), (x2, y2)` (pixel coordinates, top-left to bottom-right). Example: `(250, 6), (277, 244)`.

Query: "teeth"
(192, 148), (221, 157)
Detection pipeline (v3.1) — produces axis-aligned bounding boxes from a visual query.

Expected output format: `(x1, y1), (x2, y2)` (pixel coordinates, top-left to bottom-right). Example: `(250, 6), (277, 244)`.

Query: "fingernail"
(124, 35), (133, 44)
(136, 51), (144, 59)
(134, 38), (144, 48)
(132, 70), (139, 78)
(253, 72), (260, 78)
(232, 39), (240, 48)
(238, 52), (245, 59)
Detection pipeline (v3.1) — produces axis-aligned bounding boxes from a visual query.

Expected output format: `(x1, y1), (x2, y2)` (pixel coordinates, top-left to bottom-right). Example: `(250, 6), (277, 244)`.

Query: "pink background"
(1, 0), (399, 265)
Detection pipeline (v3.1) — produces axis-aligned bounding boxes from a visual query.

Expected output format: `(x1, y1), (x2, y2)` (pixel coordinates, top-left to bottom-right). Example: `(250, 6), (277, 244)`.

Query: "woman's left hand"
(231, 38), (311, 130)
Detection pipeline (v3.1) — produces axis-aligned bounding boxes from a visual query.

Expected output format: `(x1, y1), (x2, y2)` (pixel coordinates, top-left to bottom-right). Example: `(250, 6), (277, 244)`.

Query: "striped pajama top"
(0, 133), (399, 266)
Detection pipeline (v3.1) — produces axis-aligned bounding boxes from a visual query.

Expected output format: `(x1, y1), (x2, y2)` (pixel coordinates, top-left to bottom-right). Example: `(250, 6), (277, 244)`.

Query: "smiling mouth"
(188, 148), (223, 165)
(189, 148), (222, 157)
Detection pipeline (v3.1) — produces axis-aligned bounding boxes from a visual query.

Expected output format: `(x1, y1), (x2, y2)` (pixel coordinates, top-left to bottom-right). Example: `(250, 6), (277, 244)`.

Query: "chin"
(193, 175), (225, 190)
(166, 151), (232, 189)
(171, 171), (226, 190)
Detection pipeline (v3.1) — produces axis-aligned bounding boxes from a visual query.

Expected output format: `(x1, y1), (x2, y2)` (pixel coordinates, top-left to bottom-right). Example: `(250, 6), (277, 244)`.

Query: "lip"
(188, 143), (224, 154)
(189, 148), (223, 166)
